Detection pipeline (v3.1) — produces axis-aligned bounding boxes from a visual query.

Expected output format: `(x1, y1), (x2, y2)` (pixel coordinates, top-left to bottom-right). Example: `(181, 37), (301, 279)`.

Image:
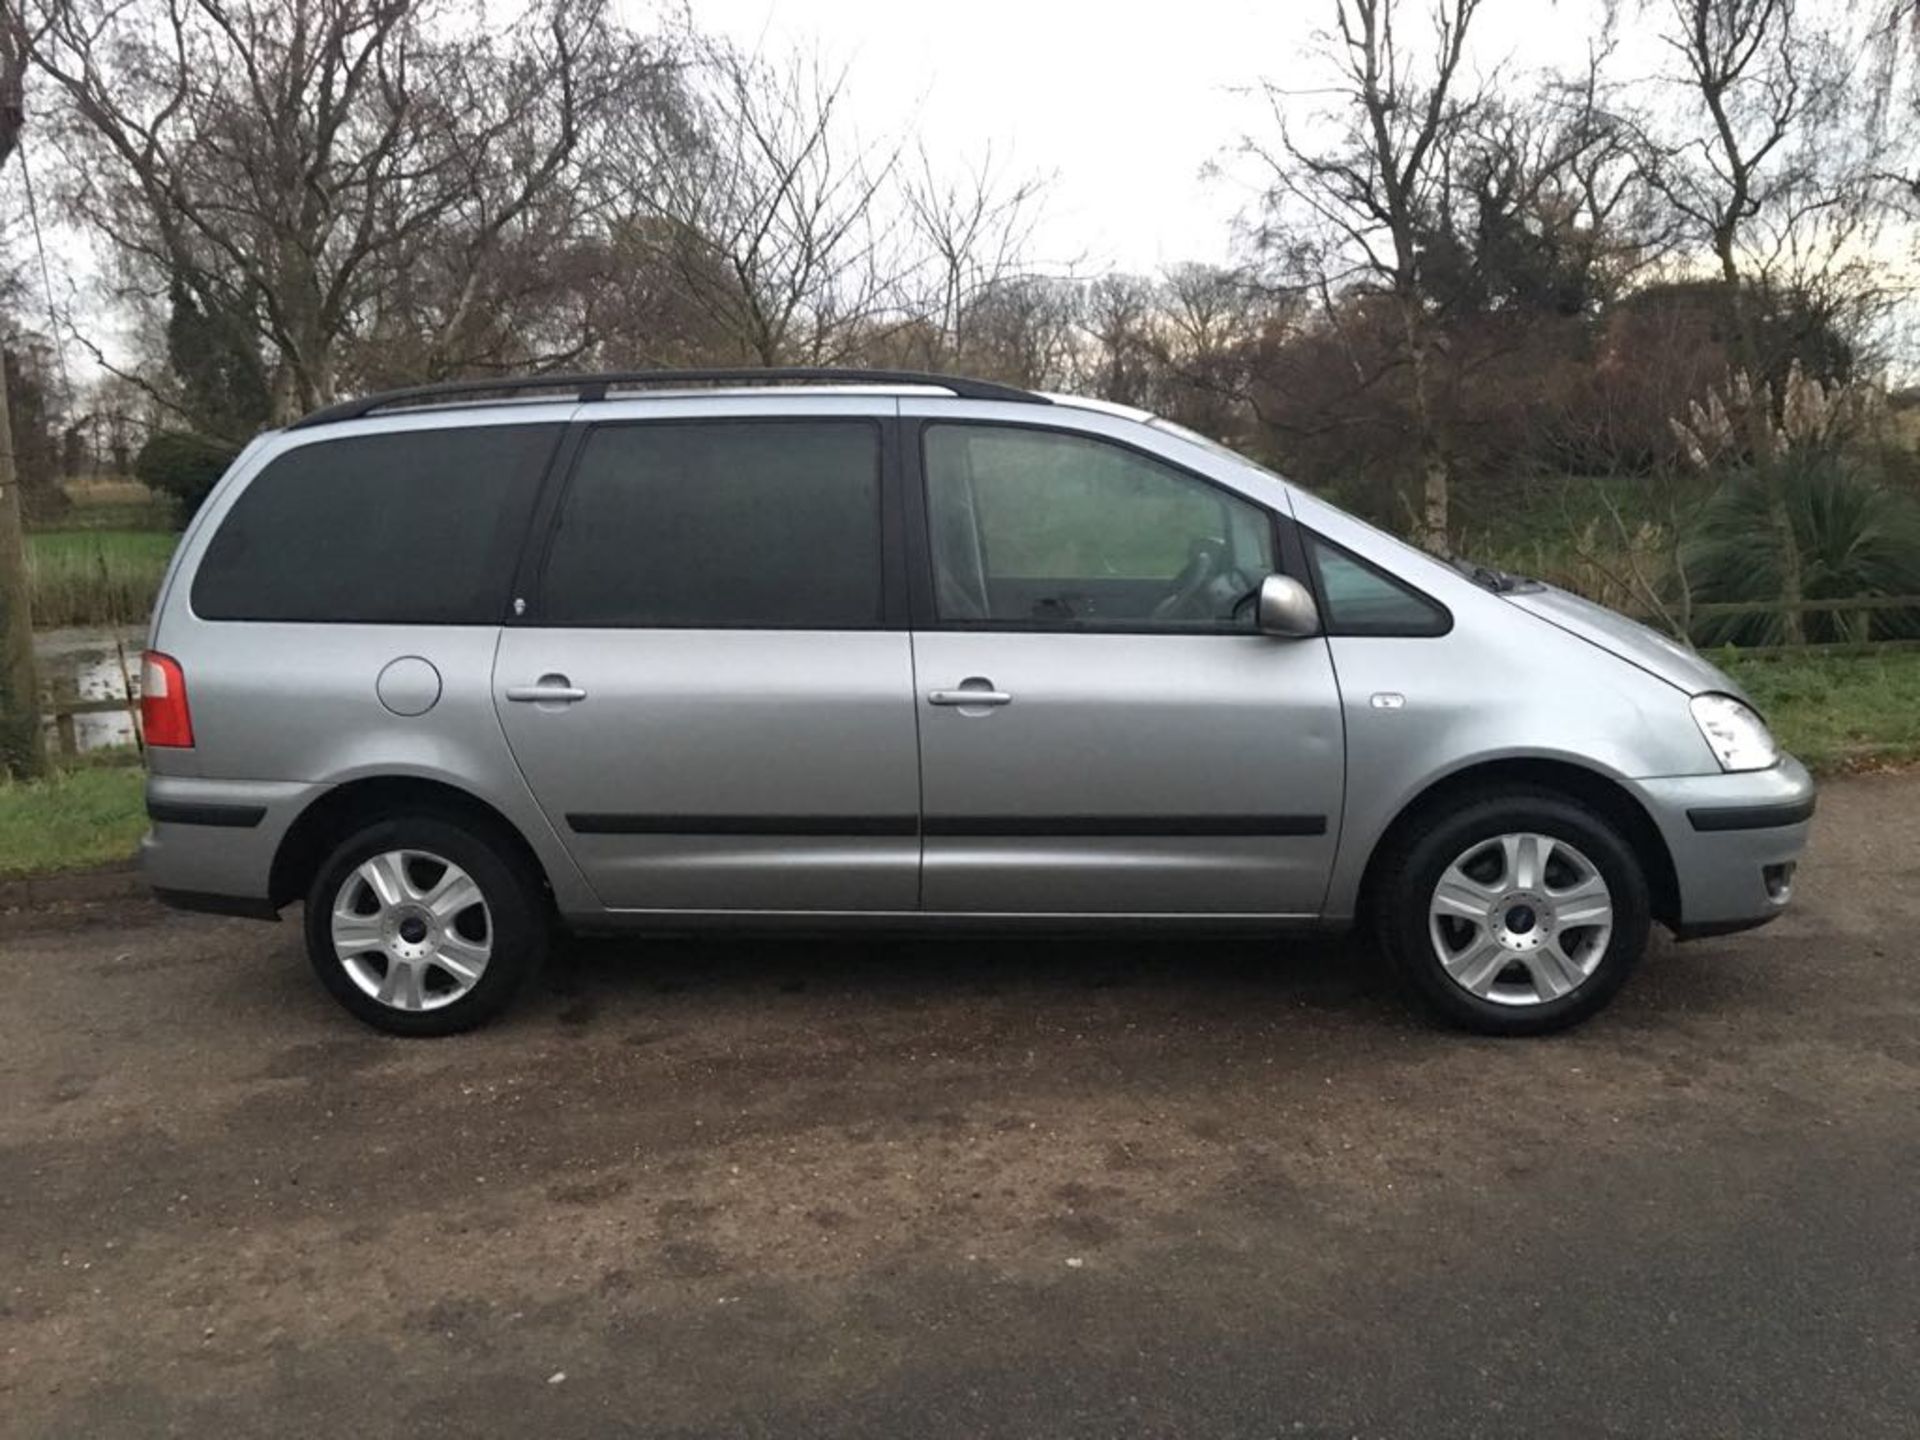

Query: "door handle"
(928, 686), (1013, 707)
(506, 677), (587, 703)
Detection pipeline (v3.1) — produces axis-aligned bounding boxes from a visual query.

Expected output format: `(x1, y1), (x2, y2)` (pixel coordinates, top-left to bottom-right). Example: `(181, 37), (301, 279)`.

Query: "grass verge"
(50, 498), (180, 532)
(1722, 649), (1920, 772)
(0, 762), (148, 879)
(26, 529), (179, 629)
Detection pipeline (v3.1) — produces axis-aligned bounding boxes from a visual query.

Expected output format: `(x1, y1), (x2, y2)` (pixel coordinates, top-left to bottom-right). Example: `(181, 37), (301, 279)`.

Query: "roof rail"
(288, 367), (1049, 429)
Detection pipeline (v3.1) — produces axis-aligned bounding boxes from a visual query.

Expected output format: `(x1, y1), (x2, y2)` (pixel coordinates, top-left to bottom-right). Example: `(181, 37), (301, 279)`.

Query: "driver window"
(923, 424), (1274, 629)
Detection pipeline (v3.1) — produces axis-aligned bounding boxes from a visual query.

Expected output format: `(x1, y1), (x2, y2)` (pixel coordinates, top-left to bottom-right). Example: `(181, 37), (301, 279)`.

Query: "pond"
(33, 625), (148, 755)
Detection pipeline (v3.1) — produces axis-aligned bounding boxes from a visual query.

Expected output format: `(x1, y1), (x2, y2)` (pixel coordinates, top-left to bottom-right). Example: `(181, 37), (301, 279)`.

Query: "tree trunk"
(1755, 457), (1804, 646)
(0, 352), (47, 779)
(1717, 250), (1805, 645)
(1419, 444), (1451, 556)
(1404, 302), (1451, 555)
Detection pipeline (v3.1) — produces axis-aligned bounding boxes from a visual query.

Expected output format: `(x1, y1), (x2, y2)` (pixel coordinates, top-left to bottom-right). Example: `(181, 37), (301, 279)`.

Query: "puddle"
(33, 626), (147, 754)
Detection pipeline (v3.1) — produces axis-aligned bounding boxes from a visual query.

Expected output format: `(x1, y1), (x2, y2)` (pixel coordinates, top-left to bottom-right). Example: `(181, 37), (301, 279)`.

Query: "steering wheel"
(1150, 538), (1233, 622)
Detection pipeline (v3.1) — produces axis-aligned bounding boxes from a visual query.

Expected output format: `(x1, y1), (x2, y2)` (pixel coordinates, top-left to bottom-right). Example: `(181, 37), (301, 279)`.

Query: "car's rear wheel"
(304, 814), (545, 1036)
(1372, 789), (1651, 1035)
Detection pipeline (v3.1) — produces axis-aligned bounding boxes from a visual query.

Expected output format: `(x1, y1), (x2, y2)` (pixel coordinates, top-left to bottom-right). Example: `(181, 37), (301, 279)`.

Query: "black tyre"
(304, 813), (546, 1036)
(1371, 788), (1651, 1036)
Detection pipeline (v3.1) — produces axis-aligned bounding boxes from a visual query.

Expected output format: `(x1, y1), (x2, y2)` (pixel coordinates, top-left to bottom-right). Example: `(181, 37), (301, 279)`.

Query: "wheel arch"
(1355, 757), (1681, 929)
(270, 775), (557, 912)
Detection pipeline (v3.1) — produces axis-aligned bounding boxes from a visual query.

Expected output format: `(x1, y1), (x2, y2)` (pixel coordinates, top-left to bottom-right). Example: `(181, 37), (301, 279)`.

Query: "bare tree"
(899, 143), (1049, 371)
(1148, 264), (1288, 443)
(1082, 273), (1160, 406)
(616, 44), (905, 367)
(1632, 0), (1884, 639)
(1160, 264), (1270, 359)
(1074, 264), (1287, 441)
(0, 0), (26, 169)
(1244, 0), (1489, 552)
(0, 0), (42, 779)
(1452, 52), (1672, 313)
(956, 273), (1083, 389)
(1642, 2), (1802, 318)
(29, 0), (660, 427)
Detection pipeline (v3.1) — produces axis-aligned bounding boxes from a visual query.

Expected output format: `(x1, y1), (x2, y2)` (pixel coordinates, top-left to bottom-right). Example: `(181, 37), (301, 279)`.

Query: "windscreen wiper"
(1451, 559), (1537, 594)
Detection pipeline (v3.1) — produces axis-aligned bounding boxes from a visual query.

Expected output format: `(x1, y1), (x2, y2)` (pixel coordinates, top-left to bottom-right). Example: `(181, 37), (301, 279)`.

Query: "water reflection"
(34, 626), (147, 755)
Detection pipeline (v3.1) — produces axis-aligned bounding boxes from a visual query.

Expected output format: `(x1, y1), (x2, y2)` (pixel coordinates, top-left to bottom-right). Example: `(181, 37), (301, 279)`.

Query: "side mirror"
(1255, 573), (1320, 638)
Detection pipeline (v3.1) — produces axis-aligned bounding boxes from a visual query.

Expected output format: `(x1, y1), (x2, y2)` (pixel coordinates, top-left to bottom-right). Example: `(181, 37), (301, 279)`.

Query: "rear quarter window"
(191, 425), (560, 623)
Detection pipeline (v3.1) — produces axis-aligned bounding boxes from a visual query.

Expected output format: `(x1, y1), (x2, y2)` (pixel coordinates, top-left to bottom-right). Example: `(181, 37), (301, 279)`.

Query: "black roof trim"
(289, 368), (1049, 429)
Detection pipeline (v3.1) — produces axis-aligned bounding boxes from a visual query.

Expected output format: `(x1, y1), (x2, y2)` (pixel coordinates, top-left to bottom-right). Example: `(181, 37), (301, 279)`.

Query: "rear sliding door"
(494, 409), (921, 913)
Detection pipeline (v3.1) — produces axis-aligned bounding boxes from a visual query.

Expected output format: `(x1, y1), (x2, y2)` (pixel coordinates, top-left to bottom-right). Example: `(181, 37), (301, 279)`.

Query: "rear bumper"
(139, 774), (321, 919)
(1635, 756), (1815, 934)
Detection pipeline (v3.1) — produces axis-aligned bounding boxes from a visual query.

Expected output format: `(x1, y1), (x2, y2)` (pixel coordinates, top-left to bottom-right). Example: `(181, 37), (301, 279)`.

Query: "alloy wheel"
(1427, 832), (1615, 1007)
(329, 849), (493, 1012)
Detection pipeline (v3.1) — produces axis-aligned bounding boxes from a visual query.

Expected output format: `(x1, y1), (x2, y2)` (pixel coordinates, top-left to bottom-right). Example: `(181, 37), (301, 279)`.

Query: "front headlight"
(1690, 693), (1779, 772)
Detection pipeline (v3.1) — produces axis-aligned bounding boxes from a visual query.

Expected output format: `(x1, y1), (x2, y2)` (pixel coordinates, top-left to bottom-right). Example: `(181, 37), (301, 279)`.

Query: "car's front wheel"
(1373, 789), (1651, 1036)
(304, 814), (546, 1036)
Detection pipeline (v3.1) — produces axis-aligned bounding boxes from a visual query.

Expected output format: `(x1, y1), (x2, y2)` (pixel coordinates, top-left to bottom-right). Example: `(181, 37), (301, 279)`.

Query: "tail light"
(141, 651), (194, 748)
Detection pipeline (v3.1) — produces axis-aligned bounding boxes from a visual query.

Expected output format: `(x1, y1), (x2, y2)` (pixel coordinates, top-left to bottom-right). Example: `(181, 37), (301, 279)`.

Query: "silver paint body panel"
(494, 628), (920, 910)
(912, 630), (1341, 913)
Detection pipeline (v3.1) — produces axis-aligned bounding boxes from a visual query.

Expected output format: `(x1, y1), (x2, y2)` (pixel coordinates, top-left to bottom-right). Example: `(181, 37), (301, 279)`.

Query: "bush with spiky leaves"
(1669, 363), (1920, 646)
(1680, 450), (1920, 646)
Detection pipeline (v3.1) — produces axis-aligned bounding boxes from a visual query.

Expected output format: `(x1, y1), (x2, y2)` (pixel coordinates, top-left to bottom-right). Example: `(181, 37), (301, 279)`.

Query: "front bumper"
(1635, 755), (1815, 936)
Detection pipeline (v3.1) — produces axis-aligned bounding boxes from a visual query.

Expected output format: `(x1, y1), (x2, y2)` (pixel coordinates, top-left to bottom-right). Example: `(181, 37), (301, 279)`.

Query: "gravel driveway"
(3, 775), (1916, 1438)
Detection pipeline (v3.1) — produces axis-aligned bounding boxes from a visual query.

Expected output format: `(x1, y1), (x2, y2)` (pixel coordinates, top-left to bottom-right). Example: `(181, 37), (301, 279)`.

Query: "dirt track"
(3, 775), (1917, 1438)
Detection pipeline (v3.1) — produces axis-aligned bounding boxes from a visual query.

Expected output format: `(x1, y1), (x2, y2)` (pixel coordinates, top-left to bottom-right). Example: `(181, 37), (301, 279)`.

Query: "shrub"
(133, 431), (240, 520)
(1680, 453), (1920, 645)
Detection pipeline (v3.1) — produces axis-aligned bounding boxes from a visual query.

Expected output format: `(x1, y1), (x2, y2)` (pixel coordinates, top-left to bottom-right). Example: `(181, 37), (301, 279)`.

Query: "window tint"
(924, 425), (1274, 629)
(542, 421), (882, 628)
(1307, 535), (1449, 636)
(192, 425), (558, 623)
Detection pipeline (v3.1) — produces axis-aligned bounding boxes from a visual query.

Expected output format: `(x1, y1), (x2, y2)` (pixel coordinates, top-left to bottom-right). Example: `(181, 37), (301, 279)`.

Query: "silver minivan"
(139, 369), (1814, 1037)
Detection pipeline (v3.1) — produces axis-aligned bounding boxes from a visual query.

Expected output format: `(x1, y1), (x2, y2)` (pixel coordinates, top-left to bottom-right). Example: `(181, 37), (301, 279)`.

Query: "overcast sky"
(7, 0), (1795, 383)
(658, 0), (1637, 274)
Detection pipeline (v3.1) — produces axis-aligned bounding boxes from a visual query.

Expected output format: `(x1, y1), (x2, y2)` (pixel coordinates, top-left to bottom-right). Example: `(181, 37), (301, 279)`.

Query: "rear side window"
(1305, 534), (1450, 636)
(192, 425), (559, 623)
(540, 421), (882, 628)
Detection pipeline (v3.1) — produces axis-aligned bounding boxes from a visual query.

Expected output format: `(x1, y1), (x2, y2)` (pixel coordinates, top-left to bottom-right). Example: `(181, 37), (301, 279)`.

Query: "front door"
(495, 411), (920, 912)
(909, 420), (1344, 915)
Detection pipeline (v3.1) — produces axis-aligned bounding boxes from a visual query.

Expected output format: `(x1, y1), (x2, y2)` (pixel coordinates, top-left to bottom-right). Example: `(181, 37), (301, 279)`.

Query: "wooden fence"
(39, 636), (144, 759)
(1627, 594), (1920, 658)
(44, 694), (141, 758)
